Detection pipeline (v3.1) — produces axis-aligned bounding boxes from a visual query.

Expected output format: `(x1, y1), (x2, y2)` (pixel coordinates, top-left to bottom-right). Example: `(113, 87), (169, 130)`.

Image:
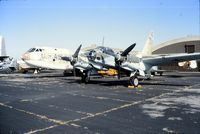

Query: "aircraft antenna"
(102, 36), (105, 46)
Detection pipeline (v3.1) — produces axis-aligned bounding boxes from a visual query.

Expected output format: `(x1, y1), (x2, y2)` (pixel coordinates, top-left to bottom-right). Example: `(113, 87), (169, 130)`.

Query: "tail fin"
(142, 32), (154, 56)
(0, 36), (6, 56)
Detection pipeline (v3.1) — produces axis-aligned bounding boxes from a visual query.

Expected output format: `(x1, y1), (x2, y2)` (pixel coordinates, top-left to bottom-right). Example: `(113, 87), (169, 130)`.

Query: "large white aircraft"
(21, 46), (73, 75)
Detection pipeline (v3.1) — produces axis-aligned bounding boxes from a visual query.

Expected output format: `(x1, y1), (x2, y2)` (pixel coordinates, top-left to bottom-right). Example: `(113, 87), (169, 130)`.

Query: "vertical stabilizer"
(0, 36), (6, 56)
(142, 32), (154, 56)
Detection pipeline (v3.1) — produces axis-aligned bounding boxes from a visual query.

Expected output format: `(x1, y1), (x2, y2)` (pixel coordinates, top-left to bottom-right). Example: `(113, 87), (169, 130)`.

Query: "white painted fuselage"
(22, 47), (73, 70)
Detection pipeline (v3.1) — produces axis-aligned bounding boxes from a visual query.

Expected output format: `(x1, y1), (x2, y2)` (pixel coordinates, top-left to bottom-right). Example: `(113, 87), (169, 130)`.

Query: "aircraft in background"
(0, 36), (17, 74)
(62, 34), (200, 86)
(138, 33), (198, 76)
(0, 56), (17, 74)
(21, 47), (73, 75)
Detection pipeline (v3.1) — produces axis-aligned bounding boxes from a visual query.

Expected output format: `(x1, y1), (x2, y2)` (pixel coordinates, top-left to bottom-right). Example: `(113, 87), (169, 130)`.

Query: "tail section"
(0, 36), (6, 56)
(142, 32), (154, 56)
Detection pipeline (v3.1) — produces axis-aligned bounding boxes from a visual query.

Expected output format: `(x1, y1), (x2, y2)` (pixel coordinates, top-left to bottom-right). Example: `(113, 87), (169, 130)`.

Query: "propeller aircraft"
(62, 42), (200, 87)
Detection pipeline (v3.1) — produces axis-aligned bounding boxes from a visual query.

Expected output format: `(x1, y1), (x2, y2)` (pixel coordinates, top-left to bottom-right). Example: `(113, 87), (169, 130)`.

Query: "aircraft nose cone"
(21, 53), (30, 60)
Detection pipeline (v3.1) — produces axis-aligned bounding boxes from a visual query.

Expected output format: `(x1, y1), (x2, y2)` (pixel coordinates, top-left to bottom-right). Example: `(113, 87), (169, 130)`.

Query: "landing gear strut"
(81, 71), (90, 83)
(129, 76), (139, 87)
(159, 72), (163, 76)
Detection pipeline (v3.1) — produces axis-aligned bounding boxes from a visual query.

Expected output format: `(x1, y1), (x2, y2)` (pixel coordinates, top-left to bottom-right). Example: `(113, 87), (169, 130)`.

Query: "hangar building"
(152, 36), (200, 71)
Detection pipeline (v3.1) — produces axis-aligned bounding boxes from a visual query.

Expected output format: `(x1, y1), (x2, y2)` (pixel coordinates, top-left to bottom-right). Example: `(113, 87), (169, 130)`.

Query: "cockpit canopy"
(96, 46), (114, 54)
(27, 48), (43, 52)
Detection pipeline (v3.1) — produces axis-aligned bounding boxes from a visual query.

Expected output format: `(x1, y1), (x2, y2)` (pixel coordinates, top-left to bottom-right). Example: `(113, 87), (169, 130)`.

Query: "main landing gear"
(81, 71), (90, 83)
(129, 75), (139, 87)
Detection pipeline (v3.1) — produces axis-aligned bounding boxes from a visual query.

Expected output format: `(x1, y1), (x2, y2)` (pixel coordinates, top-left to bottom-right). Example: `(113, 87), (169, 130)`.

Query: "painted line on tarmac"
(0, 102), (69, 134)
(3, 84), (200, 134)
(25, 89), (178, 133)
(24, 125), (59, 134)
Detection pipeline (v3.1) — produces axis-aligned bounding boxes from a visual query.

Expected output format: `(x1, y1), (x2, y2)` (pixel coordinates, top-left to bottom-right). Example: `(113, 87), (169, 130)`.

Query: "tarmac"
(0, 71), (200, 134)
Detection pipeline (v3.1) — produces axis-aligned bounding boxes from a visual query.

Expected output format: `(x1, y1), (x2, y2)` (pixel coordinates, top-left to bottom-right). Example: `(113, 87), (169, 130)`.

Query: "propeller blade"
(121, 43), (136, 56)
(61, 56), (72, 61)
(73, 44), (82, 58)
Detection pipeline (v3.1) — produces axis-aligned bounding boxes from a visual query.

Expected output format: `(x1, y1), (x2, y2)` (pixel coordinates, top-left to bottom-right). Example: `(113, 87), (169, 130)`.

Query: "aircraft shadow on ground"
(64, 78), (189, 87)
(64, 78), (129, 87)
(18, 74), (192, 87)
(140, 82), (189, 87)
(23, 75), (67, 78)
(161, 73), (200, 78)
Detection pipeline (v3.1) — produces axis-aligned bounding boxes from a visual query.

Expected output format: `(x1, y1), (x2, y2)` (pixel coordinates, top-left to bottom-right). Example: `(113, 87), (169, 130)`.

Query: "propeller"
(104, 43), (136, 79)
(62, 44), (82, 76)
(73, 44), (82, 59)
(117, 43), (136, 79)
(121, 43), (136, 57)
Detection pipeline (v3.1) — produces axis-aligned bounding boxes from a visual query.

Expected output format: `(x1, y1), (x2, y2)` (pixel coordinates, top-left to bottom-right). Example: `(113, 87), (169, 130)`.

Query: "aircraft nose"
(21, 53), (30, 60)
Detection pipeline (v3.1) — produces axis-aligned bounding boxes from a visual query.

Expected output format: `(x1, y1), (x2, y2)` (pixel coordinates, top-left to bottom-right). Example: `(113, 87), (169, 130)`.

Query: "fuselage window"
(96, 57), (101, 60)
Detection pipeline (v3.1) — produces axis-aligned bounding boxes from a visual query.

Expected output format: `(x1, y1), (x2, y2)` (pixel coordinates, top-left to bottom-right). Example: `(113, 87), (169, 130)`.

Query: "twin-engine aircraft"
(62, 42), (200, 86)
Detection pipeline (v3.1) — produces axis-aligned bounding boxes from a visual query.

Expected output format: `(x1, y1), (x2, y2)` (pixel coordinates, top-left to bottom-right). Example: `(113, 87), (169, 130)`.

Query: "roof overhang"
(153, 36), (200, 52)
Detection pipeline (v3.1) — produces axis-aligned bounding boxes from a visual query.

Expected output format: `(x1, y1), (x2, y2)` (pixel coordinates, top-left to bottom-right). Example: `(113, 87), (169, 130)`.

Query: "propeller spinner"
(104, 43), (136, 79)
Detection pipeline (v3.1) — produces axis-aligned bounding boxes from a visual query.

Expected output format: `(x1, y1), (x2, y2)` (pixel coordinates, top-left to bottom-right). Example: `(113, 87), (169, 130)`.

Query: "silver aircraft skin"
(62, 36), (200, 86)
(0, 56), (17, 74)
(0, 36), (17, 73)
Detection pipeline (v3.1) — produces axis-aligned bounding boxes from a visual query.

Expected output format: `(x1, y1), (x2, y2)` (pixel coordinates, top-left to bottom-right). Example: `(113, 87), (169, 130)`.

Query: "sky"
(0, 0), (199, 58)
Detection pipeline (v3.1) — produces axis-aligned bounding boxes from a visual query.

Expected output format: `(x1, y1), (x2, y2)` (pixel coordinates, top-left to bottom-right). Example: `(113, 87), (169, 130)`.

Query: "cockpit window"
(27, 48), (36, 52)
(27, 48), (43, 52)
(97, 46), (114, 54)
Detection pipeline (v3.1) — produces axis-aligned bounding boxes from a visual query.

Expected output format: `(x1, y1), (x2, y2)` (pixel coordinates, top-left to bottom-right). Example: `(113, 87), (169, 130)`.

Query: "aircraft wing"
(143, 53), (200, 66)
(0, 56), (9, 61)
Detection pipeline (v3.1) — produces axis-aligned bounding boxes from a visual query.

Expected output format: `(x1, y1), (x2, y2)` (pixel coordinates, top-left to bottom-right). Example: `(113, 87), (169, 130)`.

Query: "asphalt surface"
(0, 71), (200, 134)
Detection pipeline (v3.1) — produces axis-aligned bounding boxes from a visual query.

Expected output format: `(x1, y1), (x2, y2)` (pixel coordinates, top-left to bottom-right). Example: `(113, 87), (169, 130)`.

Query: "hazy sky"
(0, 0), (199, 58)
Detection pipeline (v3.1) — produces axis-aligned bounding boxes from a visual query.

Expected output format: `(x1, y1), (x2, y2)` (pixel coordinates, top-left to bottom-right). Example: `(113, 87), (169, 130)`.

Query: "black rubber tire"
(130, 76), (139, 87)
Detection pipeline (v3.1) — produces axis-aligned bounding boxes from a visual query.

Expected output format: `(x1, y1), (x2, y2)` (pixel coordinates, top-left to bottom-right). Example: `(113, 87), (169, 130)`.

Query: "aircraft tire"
(130, 76), (139, 87)
(85, 76), (90, 83)
(151, 72), (155, 75)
